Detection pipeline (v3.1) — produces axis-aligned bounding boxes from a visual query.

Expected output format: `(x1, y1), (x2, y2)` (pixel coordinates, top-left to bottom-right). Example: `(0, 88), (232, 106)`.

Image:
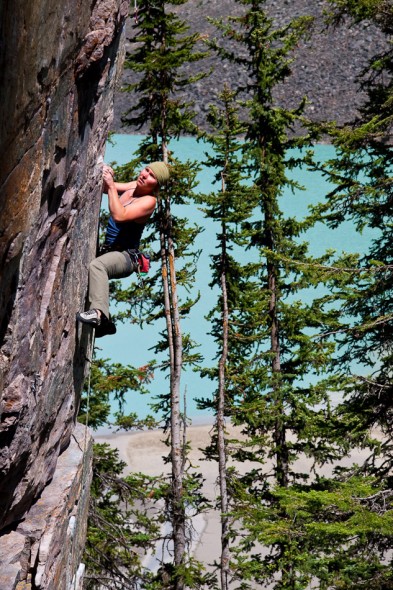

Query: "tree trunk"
(265, 212), (289, 488)
(218, 183), (230, 590)
(158, 163), (186, 588)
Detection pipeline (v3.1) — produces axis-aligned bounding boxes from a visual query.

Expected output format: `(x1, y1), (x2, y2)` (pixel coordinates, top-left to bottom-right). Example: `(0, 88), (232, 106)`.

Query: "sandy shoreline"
(94, 422), (247, 571)
(94, 422), (252, 483)
(93, 422), (373, 580)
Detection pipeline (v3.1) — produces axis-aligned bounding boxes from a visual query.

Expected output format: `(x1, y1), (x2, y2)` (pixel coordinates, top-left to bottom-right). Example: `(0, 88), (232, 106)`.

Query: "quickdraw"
(133, 0), (139, 24)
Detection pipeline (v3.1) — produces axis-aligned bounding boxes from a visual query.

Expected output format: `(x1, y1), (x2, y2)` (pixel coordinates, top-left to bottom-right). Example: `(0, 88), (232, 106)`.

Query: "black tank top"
(104, 216), (145, 250)
(104, 195), (147, 250)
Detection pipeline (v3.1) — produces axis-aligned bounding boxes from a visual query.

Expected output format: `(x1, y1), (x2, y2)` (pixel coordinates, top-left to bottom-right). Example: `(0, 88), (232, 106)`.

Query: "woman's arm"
(114, 180), (137, 192)
(103, 169), (156, 223)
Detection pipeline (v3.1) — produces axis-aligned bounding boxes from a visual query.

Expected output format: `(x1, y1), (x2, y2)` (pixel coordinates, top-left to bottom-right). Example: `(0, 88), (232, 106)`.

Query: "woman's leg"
(88, 251), (133, 320)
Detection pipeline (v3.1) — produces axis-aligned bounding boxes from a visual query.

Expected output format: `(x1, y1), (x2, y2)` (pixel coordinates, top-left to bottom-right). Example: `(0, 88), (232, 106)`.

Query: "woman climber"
(76, 161), (170, 337)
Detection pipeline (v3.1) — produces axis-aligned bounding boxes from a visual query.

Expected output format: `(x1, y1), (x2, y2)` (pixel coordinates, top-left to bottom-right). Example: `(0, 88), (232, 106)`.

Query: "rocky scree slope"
(113, 0), (389, 134)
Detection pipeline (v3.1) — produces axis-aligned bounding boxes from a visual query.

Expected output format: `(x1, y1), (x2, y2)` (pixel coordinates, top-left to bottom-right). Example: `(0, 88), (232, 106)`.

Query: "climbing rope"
(71, 332), (95, 590)
(83, 332), (95, 455)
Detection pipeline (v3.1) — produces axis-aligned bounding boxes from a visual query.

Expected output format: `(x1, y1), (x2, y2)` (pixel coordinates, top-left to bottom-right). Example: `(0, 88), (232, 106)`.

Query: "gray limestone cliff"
(0, 0), (128, 587)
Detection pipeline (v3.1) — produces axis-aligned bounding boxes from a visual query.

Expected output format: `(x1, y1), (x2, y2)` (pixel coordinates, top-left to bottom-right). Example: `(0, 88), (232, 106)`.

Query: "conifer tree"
(79, 352), (165, 589)
(83, 443), (162, 590)
(117, 2), (211, 588)
(290, 3), (393, 586)
(318, 0), (393, 467)
(202, 2), (368, 588)
(197, 85), (258, 589)
(194, 2), (393, 587)
(81, 1), (211, 586)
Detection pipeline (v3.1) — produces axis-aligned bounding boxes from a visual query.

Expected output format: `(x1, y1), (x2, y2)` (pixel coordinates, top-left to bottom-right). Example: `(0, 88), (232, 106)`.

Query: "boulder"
(0, 424), (93, 590)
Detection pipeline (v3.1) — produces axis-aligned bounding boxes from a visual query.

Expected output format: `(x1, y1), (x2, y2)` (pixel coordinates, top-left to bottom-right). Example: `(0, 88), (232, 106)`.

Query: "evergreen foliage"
(78, 355), (157, 430)
(81, 1), (393, 588)
(122, 0), (207, 138)
(122, 3), (210, 586)
(83, 443), (162, 590)
(314, 0), (393, 471)
(233, 476), (393, 590)
(300, 0), (393, 587)
(83, 1), (211, 588)
(197, 84), (257, 590)
(197, 1), (393, 587)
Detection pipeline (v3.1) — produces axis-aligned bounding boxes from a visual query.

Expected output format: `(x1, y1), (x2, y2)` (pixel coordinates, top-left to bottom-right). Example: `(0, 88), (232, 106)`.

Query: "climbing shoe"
(76, 309), (101, 326)
(95, 319), (117, 338)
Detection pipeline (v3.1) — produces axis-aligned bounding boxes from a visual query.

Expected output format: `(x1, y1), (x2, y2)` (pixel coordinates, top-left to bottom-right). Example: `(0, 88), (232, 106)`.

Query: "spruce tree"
(197, 85), (258, 589)
(81, 1), (211, 586)
(79, 352), (165, 588)
(83, 443), (162, 590)
(116, 2), (212, 588)
(319, 0), (393, 464)
(290, 3), (393, 586)
(202, 2), (367, 588)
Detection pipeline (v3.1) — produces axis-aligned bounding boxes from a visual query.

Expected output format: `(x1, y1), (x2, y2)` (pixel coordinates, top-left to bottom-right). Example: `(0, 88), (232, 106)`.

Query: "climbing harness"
(98, 245), (150, 287)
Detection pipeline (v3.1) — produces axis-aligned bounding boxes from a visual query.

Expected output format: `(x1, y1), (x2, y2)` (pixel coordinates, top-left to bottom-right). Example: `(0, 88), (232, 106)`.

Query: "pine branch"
(315, 313), (393, 339)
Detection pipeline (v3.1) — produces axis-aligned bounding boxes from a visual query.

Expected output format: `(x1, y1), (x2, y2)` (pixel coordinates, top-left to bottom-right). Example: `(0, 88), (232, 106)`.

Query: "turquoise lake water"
(100, 135), (375, 423)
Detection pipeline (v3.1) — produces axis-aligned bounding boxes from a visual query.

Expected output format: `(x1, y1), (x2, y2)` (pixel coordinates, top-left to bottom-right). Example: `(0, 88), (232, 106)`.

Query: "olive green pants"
(88, 251), (137, 320)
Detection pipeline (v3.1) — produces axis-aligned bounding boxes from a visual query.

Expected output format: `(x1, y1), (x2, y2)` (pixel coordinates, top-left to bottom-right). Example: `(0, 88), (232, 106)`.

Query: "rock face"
(0, 0), (128, 585)
(0, 424), (93, 590)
